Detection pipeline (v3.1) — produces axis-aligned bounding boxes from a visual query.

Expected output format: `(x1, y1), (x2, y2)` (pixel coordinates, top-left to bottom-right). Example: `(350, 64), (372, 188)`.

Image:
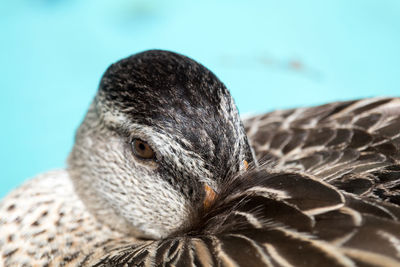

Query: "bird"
(1, 49), (400, 267)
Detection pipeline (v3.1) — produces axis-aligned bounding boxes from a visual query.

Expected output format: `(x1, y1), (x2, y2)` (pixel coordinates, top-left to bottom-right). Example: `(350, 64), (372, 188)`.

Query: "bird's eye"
(131, 139), (156, 160)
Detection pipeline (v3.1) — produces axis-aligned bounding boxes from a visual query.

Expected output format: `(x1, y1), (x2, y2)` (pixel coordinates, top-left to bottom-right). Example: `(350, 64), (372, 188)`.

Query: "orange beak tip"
(203, 184), (217, 211)
(243, 160), (249, 171)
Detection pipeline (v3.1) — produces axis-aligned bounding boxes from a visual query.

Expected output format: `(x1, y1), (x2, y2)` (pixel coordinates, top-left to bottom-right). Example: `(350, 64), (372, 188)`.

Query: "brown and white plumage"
(1, 50), (400, 267)
(245, 97), (400, 203)
(95, 99), (400, 266)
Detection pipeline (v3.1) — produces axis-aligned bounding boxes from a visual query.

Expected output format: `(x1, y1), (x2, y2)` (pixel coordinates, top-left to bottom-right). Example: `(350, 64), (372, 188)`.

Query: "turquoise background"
(1, 0), (399, 198)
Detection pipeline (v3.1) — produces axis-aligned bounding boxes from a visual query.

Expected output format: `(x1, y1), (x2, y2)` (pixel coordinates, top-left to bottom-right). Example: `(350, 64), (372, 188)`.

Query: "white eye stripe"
(109, 116), (215, 187)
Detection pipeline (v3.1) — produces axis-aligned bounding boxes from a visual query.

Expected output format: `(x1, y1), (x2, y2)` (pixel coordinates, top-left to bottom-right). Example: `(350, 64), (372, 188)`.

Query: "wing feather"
(245, 97), (400, 203)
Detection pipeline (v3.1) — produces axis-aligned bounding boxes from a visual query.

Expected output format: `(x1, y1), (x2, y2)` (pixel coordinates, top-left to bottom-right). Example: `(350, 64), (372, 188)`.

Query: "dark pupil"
(138, 143), (146, 151)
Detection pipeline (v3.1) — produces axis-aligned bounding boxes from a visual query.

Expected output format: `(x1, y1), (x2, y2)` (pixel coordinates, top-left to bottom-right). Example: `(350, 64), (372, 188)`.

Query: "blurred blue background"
(1, 0), (400, 198)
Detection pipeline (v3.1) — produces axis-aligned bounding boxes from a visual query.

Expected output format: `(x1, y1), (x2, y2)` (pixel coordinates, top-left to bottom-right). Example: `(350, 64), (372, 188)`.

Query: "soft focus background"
(1, 0), (400, 198)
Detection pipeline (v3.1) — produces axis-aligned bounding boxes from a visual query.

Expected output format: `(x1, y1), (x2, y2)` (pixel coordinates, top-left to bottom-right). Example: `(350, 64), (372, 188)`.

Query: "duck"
(1, 49), (400, 267)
